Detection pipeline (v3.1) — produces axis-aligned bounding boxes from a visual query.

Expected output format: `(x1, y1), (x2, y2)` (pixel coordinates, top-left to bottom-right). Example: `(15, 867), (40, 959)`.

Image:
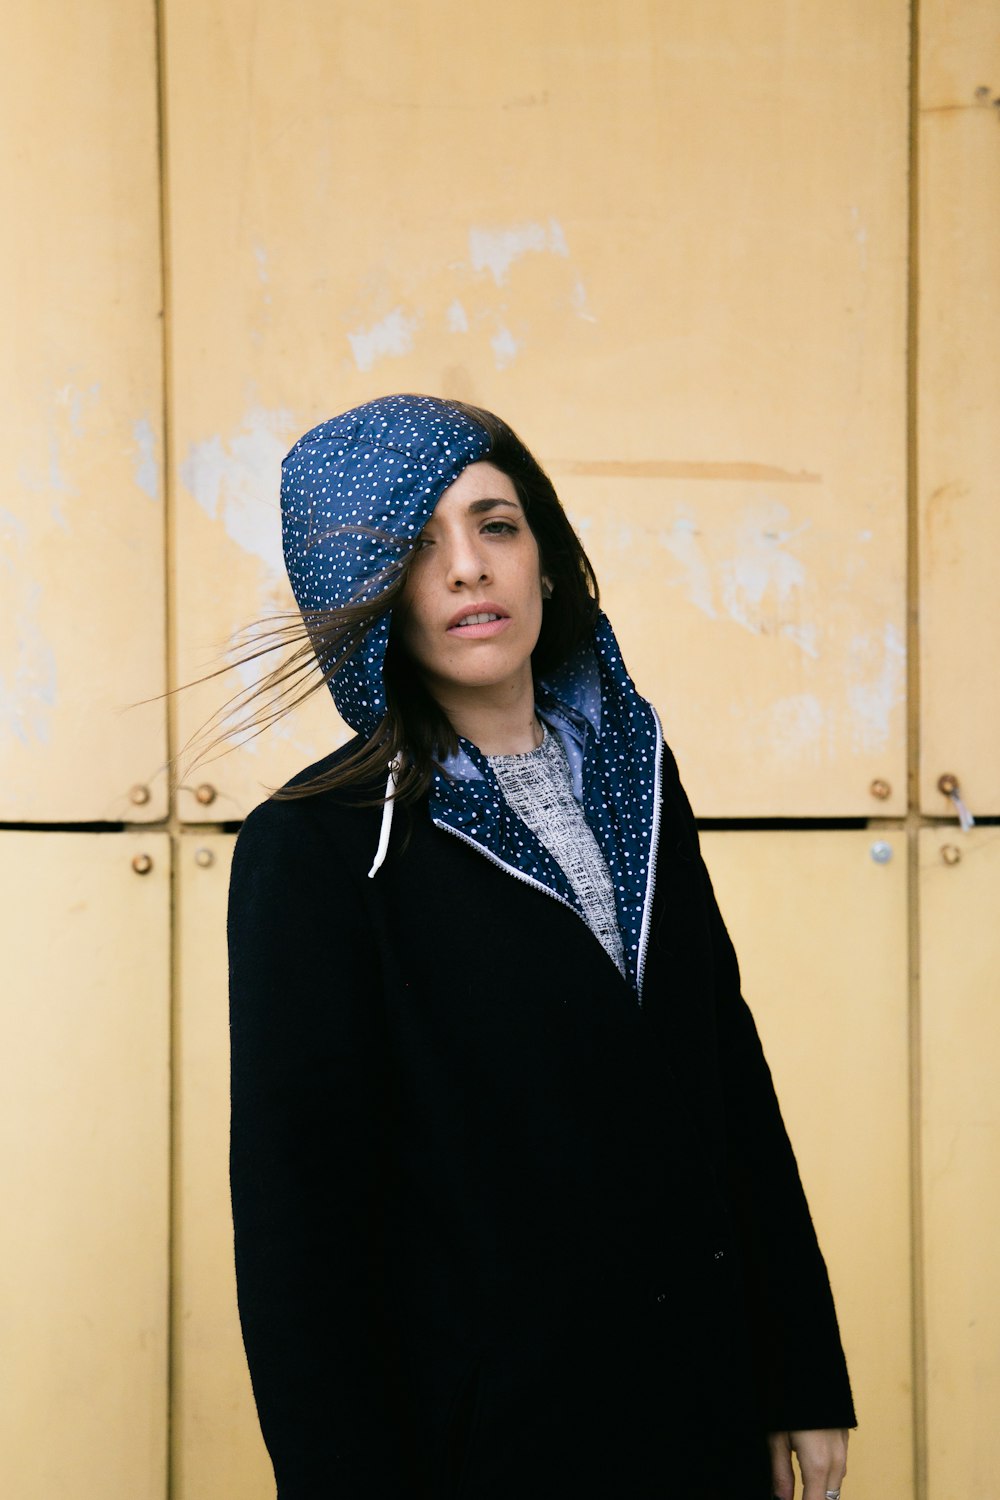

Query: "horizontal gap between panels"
(1, 815), (996, 836)
(0, 819), (238, 835)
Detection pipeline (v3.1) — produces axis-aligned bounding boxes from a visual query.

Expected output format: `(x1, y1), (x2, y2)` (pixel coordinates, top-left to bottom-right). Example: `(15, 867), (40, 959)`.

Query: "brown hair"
(180, 400), (600, 806)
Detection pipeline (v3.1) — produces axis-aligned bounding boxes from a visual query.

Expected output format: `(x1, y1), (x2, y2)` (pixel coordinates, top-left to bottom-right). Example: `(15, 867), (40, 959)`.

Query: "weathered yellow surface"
(918, 0), (1000, 816)
(701, 828), (912, 1495)
(166, 0), (909, 819)
(0, 831), (170, 1499)
(171, 833), (272, 1498)
(0, 3), (166, 821)
(920, 824), (1000, 1496)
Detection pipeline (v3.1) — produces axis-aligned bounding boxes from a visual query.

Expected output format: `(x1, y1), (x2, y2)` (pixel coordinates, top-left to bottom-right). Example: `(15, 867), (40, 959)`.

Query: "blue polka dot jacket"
(228, 396), (856, 1500)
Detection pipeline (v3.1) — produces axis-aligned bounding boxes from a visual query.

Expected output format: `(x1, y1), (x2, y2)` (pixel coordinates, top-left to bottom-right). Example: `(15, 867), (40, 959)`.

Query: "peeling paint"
(347, 307), (420, 372)
(718, 509), (812, 643)
(446, 299), (469, 333)
(769, 693), (827, 760)
(847, 623), (906, 752)
(180, 406), (291, 574)
(661, 512), (718, 620)
(490, 325), (521, 370)
(659, 504), (816, 655)
(132, 417), (159, 501)
(0, 517), (57, 746)
(468, 218), (569, 286)
(56, 381), (100, 439)
(571, 276), (597, 323)
(849, 205), (869, 273)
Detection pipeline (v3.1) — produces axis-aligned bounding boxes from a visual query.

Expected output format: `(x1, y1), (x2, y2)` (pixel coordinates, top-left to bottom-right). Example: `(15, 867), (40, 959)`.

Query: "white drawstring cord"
(367, 759), (400, 878)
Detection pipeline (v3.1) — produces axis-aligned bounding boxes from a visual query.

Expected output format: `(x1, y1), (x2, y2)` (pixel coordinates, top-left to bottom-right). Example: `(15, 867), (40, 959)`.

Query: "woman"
(227, 393), (855, 1500)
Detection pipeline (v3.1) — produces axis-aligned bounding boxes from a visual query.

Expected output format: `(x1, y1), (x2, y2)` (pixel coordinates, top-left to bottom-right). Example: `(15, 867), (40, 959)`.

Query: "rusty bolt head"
(131, 853), (153, 875)
(941, 844), (961, 866)
(869, 778), (891, 801)
(194, 783), (217, 806)
(194, 847), (215, 868)
(129, 784), (151, 805)
(937, 773), (959, 796)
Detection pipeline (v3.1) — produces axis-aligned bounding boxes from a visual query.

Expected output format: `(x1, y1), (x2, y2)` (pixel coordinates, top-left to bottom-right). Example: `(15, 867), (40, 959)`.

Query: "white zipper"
(433, 706), (663, 1004)
(634, 707), (665, 1008)
(431, 817), (581, 921)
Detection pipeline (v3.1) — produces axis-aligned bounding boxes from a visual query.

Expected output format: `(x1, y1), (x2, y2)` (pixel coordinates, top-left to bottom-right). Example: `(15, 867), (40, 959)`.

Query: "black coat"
(228, 737), (856, 1500)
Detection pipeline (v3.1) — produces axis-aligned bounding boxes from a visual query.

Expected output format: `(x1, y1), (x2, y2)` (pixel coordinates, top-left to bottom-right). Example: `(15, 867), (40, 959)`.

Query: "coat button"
(655, 1292), (666, 1303)
(713, 1249), (725, 1261)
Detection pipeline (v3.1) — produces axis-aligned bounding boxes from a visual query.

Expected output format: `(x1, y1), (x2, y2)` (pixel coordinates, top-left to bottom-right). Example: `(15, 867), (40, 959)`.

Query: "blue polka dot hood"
(280, 394), (664, 1000)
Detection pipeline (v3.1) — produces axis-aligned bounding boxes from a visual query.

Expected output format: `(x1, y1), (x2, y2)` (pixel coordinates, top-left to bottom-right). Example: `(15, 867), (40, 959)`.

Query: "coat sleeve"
(662, 743), (858, 1435)
(227, 800), (413, 1498)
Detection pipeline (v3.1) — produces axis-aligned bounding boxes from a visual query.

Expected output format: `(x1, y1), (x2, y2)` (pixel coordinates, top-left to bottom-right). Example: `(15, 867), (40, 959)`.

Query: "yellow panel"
(918, 0), (1000, 814)
(166, 0), (908, 819)
(172, 833), (272, 1498)
(0, 4), (166, 821)
(701, 829), (912, 1494)
(920, 825), (1000, 1497)
(0, 831), (170, 1499)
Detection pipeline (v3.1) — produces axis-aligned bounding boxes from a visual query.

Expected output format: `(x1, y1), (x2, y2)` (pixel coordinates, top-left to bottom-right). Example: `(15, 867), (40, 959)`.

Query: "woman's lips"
(446, 611), (512, 639)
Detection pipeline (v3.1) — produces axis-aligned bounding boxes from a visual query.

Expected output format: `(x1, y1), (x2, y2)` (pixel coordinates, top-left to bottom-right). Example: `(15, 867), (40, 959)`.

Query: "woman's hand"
(768, 1427), (849, 1500)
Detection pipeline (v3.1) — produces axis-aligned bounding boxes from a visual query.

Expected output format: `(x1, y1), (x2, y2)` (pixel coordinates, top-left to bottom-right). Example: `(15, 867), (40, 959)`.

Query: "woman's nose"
(445, 535), (490, 589)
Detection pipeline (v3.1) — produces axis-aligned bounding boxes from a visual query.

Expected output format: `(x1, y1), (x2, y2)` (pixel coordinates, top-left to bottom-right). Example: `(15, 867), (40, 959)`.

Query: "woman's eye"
(482, 520), (518, 536)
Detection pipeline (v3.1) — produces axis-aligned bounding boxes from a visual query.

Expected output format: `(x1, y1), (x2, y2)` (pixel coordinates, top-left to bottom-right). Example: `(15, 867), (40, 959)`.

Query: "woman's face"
(396, 461), (548, 707)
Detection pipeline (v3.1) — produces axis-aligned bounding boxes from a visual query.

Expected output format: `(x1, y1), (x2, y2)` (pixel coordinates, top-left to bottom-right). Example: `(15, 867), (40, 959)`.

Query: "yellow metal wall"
(2, 2), (998, 1497)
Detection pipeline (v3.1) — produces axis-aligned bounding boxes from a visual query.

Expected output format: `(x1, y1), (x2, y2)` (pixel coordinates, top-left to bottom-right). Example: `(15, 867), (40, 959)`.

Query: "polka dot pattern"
(280, 394), (661, 999)
(281, 394), (489, 738)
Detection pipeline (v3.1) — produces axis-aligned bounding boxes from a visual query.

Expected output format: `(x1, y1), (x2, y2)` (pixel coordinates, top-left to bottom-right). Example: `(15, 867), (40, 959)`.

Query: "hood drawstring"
(367, 760), (400, 878)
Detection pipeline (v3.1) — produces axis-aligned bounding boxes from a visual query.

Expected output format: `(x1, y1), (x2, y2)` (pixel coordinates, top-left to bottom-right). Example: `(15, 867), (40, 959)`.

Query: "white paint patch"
(769, 693), (827, 761)
(850, 205), (869, 273)
(132, 417), (159, 501)
(48, 435), (72, 495)
(718, 506), (811, 639)
(468, 218), (569, 286)
(778, 622), (819, 659)
(571, 276), (597, 323)
(660, 513), (718, 620)
(0, 517), (58, 746)
(847, 622), (906, 753)
(446, 299), (469, 333)
(254, 243), (269, 283)
(347, 307), (420, 372)
(180, 406), (292, 574)
(0, 507), (27, 562)
(659, 504), (819, 657)
(55, 381), (100, 438)
(490, 325), (521, 370)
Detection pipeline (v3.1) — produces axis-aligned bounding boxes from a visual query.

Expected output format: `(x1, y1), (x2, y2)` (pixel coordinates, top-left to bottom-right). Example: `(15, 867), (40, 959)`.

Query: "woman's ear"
(541, 575), (554, 600)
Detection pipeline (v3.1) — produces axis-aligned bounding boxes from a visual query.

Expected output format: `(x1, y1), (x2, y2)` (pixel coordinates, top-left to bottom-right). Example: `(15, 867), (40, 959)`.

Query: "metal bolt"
(194, 847), (215, 868)
(131, 853), (153, 875)
(941, 844), (962, 866)
(869, 778), (891, 801)
(937, 773), (959, 796)
(129, 784), (151, 806)
(870, 841), (893, 864)
(194, 783), (217, 806)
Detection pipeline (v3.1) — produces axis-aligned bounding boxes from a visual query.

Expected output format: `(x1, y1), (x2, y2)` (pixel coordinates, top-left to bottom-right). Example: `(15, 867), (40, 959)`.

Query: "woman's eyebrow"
(467, 498), (521, 515)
